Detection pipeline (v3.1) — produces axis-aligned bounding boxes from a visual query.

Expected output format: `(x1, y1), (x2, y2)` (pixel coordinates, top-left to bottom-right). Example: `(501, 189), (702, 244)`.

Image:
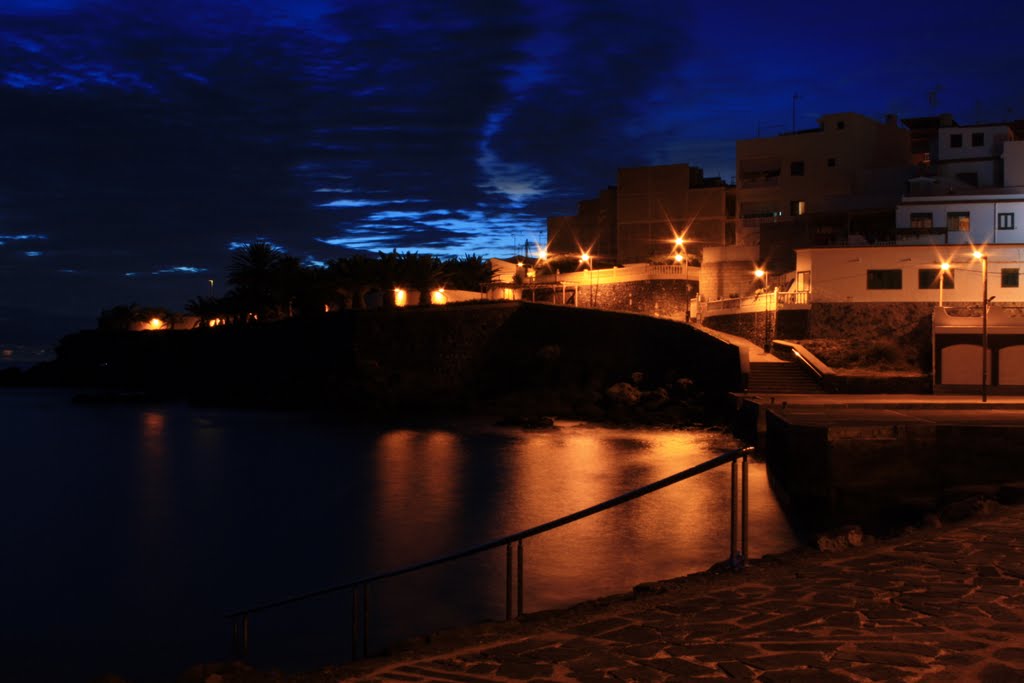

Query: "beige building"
(735, 113), (913, 250)
(615, 164), (730, 264)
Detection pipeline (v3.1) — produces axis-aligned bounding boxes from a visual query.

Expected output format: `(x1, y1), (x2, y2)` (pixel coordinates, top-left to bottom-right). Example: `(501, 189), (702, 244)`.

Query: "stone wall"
(704, 302), (932, 361)
(576, 280), (692, 319)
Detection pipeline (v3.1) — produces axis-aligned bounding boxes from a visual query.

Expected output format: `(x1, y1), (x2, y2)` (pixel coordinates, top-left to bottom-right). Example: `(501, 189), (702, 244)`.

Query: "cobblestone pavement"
(202, 504), (1024, 682)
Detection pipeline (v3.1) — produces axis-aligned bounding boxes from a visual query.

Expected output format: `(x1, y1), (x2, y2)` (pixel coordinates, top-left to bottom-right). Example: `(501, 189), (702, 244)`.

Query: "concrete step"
(747, 361), (824, 394)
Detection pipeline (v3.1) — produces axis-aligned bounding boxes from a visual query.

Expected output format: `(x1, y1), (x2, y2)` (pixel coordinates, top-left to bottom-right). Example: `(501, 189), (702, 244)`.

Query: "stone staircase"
(747, 361), (824, 394)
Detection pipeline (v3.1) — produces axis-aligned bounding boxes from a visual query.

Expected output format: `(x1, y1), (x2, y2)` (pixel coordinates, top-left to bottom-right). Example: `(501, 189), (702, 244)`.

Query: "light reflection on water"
(0, 390), (797, 682)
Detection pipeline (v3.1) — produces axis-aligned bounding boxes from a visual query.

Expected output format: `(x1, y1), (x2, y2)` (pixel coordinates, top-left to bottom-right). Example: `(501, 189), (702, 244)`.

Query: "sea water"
(0, 389), (797, 682)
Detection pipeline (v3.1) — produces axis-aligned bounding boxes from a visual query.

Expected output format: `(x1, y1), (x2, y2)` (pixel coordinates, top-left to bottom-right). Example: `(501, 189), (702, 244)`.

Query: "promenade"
(202, 501), (1024, 682)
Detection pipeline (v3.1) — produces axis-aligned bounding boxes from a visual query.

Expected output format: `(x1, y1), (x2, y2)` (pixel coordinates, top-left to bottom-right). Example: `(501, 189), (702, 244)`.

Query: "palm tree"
(328, 254), (376, 309)
(185, 296), (228, 327)
(375, 250), (402, 308)
(399, 252), (444, 306)
(444, 254), (495, 291)
(227, 241), (290, 320)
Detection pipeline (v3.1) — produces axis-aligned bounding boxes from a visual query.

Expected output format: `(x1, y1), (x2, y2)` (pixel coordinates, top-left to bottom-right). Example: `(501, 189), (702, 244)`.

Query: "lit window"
(998, 213), (1015, 230)
(946, 212), (970, 231)
(910, 212), (933, 229)
(790, 200), (806, 216)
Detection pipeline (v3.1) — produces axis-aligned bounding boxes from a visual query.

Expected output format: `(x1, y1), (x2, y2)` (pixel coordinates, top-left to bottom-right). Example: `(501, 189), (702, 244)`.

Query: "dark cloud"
(1, 0), (1024, 340)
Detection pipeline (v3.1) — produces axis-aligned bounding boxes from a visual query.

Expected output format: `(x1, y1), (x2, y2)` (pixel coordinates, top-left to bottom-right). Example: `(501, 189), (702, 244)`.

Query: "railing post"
(516, 539), (524, 617)
(742, 450), (749, 569)
(730, 457), (738, 567)
(505, 542), (512, 620)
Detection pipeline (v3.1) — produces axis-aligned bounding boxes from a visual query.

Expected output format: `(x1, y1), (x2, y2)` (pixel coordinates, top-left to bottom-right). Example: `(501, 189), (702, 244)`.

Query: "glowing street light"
(973, 250), (991, 402)
(580, 251), (594, 307)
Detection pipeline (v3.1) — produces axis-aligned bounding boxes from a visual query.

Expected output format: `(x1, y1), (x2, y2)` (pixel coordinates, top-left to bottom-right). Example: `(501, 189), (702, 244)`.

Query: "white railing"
(700, 290), (811, 319)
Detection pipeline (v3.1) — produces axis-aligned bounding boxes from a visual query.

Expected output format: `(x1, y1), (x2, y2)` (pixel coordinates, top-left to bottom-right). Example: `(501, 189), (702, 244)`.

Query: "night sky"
(2, 0), (1023, 343)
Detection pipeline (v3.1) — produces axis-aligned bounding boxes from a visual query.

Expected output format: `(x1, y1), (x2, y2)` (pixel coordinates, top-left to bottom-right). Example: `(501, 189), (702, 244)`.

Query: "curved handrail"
(226, 445), (755, 657)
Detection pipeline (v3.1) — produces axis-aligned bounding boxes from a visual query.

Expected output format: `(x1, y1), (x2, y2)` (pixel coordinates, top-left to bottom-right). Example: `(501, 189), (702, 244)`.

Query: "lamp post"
(938, 262), (950, 307)
(580, 251), (593, 307)
(755, 268), (770, 351)
(973, 250), (989, 402)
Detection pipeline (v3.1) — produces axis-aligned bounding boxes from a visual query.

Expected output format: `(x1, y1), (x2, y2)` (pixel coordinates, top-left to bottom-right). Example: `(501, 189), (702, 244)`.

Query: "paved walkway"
(208, 503), (1024, 682)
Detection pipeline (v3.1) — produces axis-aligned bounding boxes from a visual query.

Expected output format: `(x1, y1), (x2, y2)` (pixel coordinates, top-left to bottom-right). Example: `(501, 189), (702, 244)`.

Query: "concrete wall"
(1004, 141), (1024, 188)
(765, 411), (1024, 533)
(700, 245), (761, 300)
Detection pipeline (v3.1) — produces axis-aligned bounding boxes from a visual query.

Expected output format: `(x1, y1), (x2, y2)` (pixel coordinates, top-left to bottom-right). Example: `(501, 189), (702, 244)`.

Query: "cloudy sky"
(2, 0), (1023, 340)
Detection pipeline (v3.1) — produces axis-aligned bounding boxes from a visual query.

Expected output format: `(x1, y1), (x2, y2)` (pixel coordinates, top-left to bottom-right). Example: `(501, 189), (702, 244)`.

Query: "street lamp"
(580, 251), (593, 307)
(938, 262), (950, 307)
(973, 250), (990, 402)
(755, 268), (770, 351)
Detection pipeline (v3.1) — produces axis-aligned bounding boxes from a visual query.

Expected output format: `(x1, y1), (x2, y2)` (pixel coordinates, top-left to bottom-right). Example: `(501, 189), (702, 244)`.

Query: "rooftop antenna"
(927, 85), (942, 110)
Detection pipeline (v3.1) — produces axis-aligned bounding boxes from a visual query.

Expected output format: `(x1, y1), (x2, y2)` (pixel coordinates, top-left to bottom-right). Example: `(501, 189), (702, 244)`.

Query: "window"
(1003, 268), (1020, 288)
(790, 200), (806, 216)
(867, 269), (902, 290)
(827, 157), (837, 167)
(972, 132), (985, 147)
(796, 271), (811, 291)
(998, 212), (1015, 230)
(836, 120), (845, 130)
(946, 211), (970, 231)
(910, 212), (933, 229)
(918, 268), (953, 290)
(790, 161), (805, 176)
(950, 133), (963, 148)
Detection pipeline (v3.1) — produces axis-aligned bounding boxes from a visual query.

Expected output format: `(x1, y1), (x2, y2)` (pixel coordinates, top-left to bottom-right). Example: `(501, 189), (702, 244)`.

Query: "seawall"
(37, 302), (741, 418)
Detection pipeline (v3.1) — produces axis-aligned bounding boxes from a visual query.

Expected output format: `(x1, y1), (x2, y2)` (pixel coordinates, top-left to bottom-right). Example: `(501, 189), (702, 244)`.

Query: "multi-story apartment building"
(735, 113), (913, 259)
(895, 120), (1024, 245)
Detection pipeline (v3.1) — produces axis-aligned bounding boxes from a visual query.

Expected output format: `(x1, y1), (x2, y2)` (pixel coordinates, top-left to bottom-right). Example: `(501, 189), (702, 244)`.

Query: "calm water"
(1, 389), (797, 682)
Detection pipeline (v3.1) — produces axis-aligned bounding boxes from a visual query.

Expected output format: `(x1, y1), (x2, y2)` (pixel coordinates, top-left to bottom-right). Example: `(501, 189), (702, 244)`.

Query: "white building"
(793, 244), (1024, 304)
(932, 123), (1014, 188)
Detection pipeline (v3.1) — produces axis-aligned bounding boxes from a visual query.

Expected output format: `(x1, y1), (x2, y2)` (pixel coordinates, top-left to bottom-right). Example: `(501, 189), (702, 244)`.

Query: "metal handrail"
(226, 445), (754, 660)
